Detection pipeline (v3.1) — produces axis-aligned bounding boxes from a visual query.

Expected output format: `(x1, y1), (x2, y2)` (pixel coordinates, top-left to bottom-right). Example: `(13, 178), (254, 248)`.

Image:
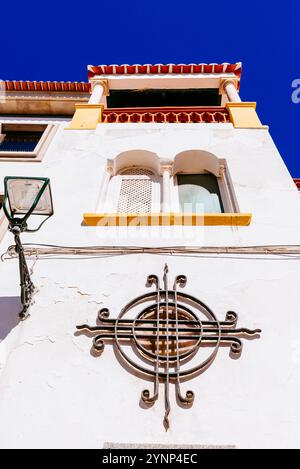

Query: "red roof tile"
(294, 179), (300, 190)
(88, 62), (242, 78)
(1, 80), (90, 93)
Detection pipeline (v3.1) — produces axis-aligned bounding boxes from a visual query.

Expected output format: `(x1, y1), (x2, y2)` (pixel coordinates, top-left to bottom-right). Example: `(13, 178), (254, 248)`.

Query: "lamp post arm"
(12, 226), (36, 320)
(26, 214), (52, 233)
(2, 176), (54, 320)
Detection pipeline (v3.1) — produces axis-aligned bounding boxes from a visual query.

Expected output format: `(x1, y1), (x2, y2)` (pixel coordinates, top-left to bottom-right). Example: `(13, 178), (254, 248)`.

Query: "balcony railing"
(102, 106), (230, 124)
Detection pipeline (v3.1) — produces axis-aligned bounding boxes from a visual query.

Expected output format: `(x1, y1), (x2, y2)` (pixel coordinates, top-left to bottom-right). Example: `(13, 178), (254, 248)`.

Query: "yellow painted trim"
(226, 102), (268, 129)
(66, 104), (103, 130)
(83, 212), (252, 227)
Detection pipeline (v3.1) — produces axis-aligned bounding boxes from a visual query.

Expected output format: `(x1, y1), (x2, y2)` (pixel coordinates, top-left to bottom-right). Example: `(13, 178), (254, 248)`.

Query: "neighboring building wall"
(0, 118), (300, 448)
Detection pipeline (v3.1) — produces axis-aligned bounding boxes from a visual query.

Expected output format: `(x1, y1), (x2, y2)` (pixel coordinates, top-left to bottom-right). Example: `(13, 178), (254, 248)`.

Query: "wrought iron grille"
(77, 265), (261, 430)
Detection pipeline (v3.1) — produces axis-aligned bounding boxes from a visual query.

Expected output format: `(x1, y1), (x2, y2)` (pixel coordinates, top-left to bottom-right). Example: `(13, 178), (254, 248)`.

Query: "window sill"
(83, 212), (252, 226)
(0, 151), (40, 161)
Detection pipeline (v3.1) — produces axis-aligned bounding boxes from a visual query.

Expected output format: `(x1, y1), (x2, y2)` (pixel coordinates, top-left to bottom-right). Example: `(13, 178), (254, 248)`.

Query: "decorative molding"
(226, 102), (268, 129)
(218, 164), (226, 178)
(102, 107), (230, 124)
(88, 62), (242, 78)
(89, 78), (109, 96)
(160, 163), (173, 175)
(219, 77), (239, 94)
(0, 93), (89, 116)
(66, 104), (103, 130)
(0, 80), (90, 93)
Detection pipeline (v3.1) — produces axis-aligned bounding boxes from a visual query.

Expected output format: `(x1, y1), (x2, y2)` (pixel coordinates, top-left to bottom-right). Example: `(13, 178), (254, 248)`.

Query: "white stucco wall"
(0, 120), (300, 449)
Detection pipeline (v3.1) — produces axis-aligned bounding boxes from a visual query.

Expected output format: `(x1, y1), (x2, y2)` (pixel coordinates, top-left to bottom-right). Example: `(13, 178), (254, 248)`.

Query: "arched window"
(98, 149), (238, 216)
(171, 150), (238, 213)
(175, 173), (224, 213)
(105, 167), (161, 213)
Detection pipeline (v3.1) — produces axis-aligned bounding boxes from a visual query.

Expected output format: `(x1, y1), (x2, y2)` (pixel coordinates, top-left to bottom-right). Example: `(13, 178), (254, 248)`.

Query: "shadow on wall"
(0, 297), (20, 341)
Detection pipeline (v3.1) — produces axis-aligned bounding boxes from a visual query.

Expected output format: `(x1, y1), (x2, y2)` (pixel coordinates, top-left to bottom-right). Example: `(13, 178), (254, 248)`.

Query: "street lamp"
(2, 177), (54, 319)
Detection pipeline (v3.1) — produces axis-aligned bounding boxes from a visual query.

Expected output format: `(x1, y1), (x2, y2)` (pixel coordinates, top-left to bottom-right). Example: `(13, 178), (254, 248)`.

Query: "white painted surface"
(162, 167), (171, 212)
(88, 83), (104, 105)
(0, 120), (300, 448)
(224, 81), (241, 103)
(101, 73), (237, 91)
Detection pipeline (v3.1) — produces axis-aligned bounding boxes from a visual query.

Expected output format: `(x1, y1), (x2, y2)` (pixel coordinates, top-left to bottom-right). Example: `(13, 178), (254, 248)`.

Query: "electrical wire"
(2, 242), (300, 261)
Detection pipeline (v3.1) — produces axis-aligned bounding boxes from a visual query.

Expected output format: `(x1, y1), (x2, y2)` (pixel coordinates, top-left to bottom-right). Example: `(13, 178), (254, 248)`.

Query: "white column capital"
(106, 159), (114, 175)
(219, 77), (239, 94)
(161, 165), (173, 175)
(89, 78), (110, 96)
(220, 78), (241, 103)
(160, 160), (174, 175)
(218, 164), (226, 178)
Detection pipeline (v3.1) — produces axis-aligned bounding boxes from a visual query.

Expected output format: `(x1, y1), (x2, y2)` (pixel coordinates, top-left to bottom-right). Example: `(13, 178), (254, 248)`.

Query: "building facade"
(0, 63), (300, 449)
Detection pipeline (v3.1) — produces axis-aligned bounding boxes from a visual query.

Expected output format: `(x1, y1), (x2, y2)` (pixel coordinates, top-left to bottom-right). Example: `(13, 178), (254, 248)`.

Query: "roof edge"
(88, 62), (242, 79)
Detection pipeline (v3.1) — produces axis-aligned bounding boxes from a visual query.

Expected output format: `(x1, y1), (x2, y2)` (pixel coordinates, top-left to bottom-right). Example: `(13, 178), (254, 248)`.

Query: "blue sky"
(1, 0), (299, 175)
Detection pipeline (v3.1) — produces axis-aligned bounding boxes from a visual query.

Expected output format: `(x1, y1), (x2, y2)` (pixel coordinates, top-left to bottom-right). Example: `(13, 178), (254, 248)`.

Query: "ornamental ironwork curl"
(76, 265), (261, 430)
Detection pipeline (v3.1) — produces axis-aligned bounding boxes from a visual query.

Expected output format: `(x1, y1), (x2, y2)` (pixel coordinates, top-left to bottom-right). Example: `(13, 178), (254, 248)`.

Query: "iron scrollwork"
(76, 264), (261, 430)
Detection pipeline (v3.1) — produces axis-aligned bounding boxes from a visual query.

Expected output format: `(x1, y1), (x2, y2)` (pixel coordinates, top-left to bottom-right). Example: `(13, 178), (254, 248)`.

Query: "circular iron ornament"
(76, 264), (261, 430)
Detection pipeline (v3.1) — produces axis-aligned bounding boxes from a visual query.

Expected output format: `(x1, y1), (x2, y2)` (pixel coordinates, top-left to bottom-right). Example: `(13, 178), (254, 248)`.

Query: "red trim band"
(88, 63), (242, 79)
(1, 80), (90, 93)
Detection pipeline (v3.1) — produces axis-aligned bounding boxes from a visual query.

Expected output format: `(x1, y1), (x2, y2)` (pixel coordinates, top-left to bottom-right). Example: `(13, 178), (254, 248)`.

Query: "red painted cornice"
(88, 62), (242, 79)
(294, 178), (300, 190)
(1, 80), (90, 93)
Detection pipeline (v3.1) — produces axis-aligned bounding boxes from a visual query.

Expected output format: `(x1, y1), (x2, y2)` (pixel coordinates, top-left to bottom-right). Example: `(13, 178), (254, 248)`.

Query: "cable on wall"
(2, 243), (300, 261)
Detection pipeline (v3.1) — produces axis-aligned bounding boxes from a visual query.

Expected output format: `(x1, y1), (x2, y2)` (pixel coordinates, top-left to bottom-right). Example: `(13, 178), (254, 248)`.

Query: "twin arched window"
(101, 149), (237, 214)
(104, 166), (226, 214)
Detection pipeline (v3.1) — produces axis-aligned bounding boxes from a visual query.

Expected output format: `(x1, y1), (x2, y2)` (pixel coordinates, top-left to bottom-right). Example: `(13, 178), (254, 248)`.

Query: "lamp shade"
(3, 176), (53, 226)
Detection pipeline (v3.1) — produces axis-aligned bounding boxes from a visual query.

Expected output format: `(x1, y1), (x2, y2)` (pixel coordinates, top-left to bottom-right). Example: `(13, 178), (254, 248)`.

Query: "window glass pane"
(177, 174), (224, 213)
(0, 131), (44, 152)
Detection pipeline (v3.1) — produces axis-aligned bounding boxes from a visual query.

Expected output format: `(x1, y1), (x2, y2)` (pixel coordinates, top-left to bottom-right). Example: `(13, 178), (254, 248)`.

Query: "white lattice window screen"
(103, 167), (161, 213)
(118, 178), (152, 213)
(117, 168), (155, 213)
